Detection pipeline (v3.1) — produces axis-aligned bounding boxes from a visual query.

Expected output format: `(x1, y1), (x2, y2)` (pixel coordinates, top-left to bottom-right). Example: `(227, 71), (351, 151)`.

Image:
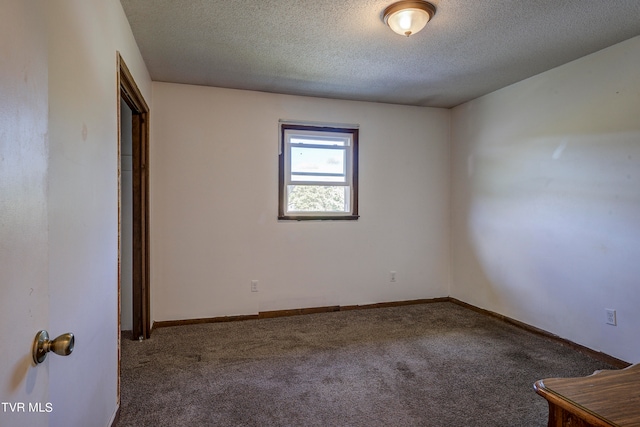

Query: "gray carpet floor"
(117, 302), (614, 426)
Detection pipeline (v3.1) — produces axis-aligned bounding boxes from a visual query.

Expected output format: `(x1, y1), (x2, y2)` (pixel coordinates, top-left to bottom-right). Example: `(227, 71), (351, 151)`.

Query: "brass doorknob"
(32, 330), (74, 364)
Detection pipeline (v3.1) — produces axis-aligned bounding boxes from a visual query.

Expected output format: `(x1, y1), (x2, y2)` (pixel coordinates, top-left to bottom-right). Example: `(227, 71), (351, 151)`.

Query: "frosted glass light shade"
(383, 1), (436, 37)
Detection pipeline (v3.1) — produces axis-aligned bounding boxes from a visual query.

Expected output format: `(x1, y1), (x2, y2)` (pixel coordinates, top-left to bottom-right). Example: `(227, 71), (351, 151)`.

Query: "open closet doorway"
(118, 53), (150, 342)
(121, 99), (134, 335)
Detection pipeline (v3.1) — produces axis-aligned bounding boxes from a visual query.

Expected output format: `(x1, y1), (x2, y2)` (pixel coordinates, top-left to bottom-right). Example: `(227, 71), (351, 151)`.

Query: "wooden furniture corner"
(534, 363), (640, 427)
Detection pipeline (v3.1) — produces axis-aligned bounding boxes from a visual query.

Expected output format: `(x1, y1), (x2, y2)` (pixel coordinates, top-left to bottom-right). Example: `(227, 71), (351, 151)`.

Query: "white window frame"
(278, 123), (359, 220)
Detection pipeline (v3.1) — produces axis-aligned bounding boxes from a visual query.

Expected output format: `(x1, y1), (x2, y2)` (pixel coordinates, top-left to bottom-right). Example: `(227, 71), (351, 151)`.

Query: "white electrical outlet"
(251, 280), (258, 292)
(390, 271), (397, 282)
(605, 308), (617, 326)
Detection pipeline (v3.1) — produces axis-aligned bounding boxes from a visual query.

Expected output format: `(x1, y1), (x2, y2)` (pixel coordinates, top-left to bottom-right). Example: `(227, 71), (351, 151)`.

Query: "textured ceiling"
(120, 0), (640, 108)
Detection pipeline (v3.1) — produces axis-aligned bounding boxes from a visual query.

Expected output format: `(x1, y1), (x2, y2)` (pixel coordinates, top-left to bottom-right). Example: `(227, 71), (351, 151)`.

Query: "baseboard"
(259, 305), (341, 318)
(153, 298), (447, 329)
(448, 298), (631, 369)
(340, 297), (450, 311)
(108, 404), (120, 427)
(153, 313), (259, 329)
(150, 297), (630, 368)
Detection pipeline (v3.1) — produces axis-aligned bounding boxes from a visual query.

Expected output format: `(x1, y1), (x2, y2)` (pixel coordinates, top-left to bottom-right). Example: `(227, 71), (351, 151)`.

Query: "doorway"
(120, 101), (134, 334)
(118, 53), (150, 342)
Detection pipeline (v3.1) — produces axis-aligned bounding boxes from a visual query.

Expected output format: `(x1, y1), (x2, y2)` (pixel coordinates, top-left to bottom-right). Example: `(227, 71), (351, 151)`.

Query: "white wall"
(47, 1), (151, 426)
(451, 36), (640, 363)
(150, 83), (450, 321)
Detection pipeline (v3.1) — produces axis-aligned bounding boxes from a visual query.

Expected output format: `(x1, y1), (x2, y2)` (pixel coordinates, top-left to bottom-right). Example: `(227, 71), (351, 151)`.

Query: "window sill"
(278, 215), (359, 221)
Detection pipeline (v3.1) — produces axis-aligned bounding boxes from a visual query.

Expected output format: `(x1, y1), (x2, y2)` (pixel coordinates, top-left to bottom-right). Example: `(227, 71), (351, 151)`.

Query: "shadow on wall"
(466, 130), (639, 319)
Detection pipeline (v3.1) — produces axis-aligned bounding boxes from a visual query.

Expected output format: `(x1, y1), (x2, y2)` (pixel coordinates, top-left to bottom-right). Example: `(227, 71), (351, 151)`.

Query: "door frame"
(117, 52), (151, 341)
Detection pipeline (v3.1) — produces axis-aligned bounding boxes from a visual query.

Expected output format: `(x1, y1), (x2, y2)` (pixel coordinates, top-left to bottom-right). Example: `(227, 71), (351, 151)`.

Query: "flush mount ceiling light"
(383, 0), (436, 37)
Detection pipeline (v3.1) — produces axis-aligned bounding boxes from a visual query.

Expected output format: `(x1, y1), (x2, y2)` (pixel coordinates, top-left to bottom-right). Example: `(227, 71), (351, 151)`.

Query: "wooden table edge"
(534, 379), (619, 427)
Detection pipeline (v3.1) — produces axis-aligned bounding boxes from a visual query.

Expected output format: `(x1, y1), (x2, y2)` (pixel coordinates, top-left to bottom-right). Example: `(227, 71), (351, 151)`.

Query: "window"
(279, 123), (359, 220)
